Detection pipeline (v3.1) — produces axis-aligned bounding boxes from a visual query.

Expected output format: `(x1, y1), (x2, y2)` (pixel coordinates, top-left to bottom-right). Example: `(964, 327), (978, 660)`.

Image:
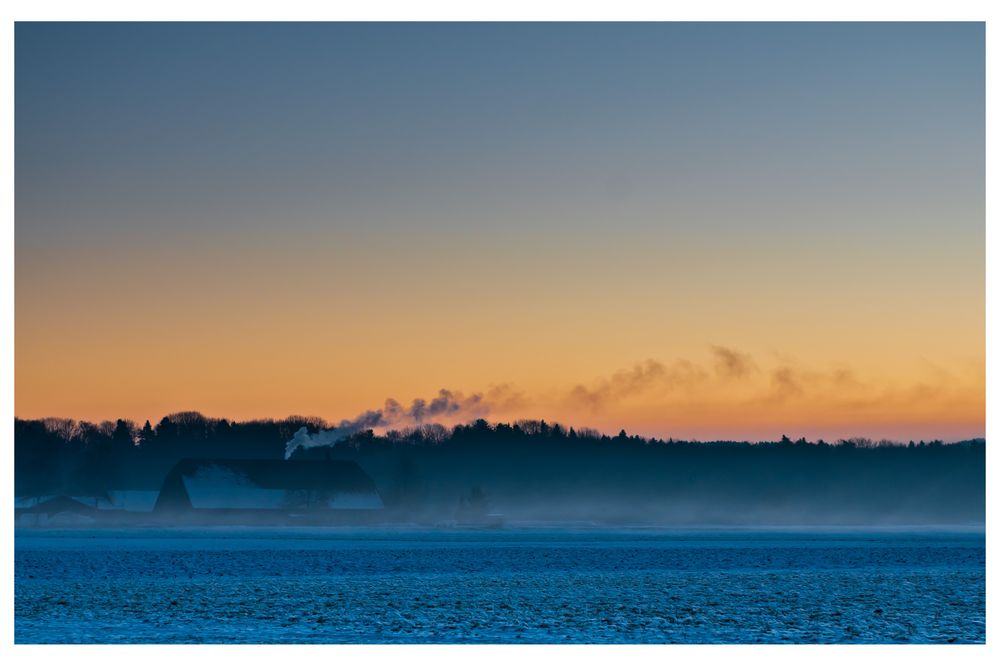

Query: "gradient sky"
(15, 22), (984, 441)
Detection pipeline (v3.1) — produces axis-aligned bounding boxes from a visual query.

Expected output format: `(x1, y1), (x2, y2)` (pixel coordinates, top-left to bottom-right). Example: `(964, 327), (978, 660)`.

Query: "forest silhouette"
(14, 412), (985, 525)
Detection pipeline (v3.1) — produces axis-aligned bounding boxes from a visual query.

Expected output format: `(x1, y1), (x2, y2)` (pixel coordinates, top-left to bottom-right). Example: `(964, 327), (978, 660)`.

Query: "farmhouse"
(154, 458), (384, 516)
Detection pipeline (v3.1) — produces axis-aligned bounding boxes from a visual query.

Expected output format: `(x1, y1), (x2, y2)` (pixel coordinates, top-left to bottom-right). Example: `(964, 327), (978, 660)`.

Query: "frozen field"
(14, 527), (985, 643)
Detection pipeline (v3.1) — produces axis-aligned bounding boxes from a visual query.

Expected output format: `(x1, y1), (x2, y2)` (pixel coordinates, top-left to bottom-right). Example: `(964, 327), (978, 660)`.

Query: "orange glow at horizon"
(15, 236), (985, 445)
(15, 228), (985, 442)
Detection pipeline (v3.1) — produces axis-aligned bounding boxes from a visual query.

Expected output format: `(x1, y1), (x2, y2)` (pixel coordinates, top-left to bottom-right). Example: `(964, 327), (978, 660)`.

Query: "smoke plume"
(568, 359), (708, 412)
(711, 345), (757, 379)
(285, 389), (489, 459)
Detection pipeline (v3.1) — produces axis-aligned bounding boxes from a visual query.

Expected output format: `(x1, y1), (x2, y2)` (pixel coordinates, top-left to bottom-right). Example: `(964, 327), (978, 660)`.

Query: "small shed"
(16, 495), (98, 526)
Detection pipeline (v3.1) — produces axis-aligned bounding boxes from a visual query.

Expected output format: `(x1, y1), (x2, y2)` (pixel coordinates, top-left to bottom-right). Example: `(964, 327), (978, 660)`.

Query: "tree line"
(15, 411), (984, 521)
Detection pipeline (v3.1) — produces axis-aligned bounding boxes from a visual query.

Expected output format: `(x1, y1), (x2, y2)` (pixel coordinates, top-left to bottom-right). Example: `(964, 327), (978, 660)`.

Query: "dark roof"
(154, 458), (380, 512)
(20, 496), (97, 515)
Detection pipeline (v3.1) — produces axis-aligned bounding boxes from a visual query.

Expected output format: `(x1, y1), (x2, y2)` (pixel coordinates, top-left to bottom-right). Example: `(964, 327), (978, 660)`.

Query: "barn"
(153, 458), (384, 517)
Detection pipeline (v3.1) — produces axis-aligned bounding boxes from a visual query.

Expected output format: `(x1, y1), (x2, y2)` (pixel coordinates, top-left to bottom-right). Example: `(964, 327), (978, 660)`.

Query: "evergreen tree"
(137, 420), (155, 449)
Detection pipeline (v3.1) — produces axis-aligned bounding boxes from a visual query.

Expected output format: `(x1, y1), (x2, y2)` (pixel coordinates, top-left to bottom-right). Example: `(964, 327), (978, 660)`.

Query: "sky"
(15, 22), (984, 442)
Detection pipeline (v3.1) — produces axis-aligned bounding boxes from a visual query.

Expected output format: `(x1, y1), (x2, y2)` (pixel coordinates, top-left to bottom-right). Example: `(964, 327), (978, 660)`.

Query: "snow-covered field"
(14, 527), (985, 643)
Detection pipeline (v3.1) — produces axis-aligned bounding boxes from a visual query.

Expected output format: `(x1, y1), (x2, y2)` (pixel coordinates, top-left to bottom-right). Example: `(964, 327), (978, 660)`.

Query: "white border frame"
(1, 3), (995, 664)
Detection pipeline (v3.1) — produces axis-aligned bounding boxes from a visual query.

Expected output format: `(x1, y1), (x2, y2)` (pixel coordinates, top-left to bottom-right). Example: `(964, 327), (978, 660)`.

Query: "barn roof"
(18, 495), (97, 515)
(154, 458), (381, 512)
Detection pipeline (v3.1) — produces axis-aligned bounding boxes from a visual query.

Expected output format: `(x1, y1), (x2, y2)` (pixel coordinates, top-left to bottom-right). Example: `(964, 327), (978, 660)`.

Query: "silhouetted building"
(16, 495), (98, 526)
(154, 458), (383, 515)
